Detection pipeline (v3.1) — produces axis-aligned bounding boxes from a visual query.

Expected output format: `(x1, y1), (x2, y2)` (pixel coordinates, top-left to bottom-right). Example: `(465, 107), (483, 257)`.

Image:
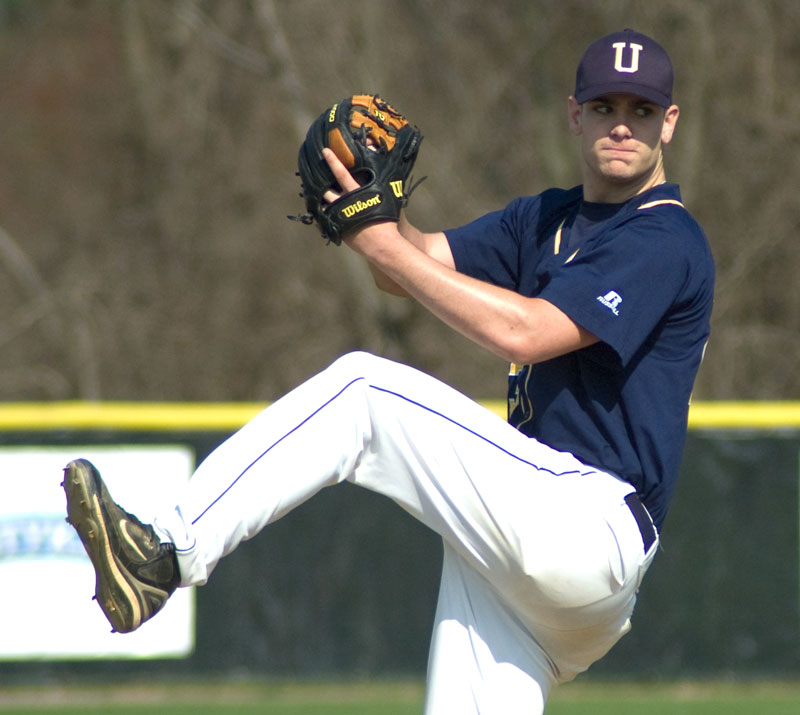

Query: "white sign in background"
(0, 444), (195, 660)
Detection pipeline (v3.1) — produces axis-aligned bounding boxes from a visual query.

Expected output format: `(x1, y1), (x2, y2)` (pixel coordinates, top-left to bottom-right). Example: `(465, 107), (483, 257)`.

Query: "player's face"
(568, 93), (679, 201)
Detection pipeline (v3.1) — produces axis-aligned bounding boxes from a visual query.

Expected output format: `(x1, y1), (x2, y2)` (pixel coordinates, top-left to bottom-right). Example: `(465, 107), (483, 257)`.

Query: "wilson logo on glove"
(341, 194), (382, 218)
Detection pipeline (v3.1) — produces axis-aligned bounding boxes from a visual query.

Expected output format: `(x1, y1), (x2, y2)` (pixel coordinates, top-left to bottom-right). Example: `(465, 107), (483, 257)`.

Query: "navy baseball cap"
(574, 29), (674, 107)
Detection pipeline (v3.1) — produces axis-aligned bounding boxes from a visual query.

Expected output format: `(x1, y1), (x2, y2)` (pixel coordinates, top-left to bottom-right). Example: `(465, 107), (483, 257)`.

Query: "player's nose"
(609, 122), (633, 140)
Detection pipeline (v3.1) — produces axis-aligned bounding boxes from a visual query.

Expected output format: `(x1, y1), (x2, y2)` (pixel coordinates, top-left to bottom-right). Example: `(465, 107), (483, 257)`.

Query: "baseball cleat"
(62, 458), (180, 633)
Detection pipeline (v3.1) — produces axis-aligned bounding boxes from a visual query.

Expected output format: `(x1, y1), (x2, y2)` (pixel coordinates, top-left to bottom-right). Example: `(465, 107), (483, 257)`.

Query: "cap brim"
(575, 82), (671, 108)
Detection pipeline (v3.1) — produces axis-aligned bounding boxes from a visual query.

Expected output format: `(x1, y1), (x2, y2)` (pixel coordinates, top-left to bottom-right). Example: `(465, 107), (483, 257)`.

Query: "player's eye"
(634, 105), (655, 118)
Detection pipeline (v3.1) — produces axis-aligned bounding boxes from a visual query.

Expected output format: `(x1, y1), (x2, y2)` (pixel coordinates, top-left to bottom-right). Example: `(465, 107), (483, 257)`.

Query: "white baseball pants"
(154, 351), (658, 714)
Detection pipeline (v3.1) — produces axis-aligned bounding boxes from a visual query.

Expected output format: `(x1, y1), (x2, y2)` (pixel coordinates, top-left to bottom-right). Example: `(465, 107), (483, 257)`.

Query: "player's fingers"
(322, 188), (340, 204)
(322, 148), (360, 193)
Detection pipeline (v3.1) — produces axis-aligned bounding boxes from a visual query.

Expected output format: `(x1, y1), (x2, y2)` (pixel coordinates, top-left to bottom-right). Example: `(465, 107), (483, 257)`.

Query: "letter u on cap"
(574, 29), (674, 107)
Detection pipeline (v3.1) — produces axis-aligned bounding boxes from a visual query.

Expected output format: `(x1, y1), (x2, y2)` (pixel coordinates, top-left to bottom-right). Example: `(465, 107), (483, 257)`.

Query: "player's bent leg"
(424, 544), (554, 715)
(65, 348), (653, 661)
(152, 350), (651, 603)
(154, 349), (538, 586)
(62, 459), (180, 633)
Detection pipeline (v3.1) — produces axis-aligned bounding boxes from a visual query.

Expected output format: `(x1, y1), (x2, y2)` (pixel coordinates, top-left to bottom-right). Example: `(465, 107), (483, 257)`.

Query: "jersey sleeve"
(538, 208), (709, 367)
(444, 196), (544, 291)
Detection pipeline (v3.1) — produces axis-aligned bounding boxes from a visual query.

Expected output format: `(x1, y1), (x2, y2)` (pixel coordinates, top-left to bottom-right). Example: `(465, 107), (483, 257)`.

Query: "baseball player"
(63, 30), (714, 714)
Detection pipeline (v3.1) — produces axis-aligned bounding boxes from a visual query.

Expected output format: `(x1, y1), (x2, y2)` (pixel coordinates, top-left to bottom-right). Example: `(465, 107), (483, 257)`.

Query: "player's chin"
(597, 160), (645, 184)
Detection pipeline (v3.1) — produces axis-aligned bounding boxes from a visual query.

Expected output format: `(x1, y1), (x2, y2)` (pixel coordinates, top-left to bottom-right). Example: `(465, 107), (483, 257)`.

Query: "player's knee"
(329, 350), (385, 377)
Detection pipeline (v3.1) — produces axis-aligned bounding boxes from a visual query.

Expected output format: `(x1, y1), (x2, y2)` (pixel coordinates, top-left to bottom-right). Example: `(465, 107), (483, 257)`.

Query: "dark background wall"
(2, 416), (797, 682)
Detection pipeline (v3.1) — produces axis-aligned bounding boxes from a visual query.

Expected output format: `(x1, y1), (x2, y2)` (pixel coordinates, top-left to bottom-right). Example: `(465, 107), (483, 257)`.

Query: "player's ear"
(567, 96), (583, 136)
(661, 104), (679, 145)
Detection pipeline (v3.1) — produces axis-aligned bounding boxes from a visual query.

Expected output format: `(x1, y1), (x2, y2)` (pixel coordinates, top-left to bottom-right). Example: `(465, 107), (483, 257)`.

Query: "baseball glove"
(289, 94), (423, 245)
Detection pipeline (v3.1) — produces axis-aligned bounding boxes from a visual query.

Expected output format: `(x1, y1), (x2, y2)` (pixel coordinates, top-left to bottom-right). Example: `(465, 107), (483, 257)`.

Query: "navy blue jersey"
(445, 183), (714, 528)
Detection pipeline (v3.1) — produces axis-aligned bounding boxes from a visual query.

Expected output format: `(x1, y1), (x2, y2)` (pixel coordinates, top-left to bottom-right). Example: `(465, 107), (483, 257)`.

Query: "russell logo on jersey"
(597, 290), (623, 316)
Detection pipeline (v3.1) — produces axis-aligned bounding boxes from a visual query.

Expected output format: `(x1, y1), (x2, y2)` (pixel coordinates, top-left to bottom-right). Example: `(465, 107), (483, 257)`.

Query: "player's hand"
(321, 146), (402, 253)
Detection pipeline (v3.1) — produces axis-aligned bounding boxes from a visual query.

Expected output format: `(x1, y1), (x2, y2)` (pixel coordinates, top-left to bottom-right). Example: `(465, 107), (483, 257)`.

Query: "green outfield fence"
(1, 400), (798, 683)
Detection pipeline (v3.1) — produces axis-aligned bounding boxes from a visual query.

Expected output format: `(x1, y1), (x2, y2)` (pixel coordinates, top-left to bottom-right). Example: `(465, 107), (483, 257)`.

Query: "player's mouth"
(600, 147), (639, 164)
(602, 145), (637, 154)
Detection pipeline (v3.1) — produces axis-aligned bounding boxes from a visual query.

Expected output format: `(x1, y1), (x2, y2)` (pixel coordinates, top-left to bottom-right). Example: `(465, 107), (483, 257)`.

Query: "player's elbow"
(486, 326), (543, 365)
(366, 261), (410, 297)
(493, 311), (599, 365)
(501, 339), (546, 367)
(372, 271), (410, 297)
(499, 299), (599, 364)
(501, 339), (574, 366)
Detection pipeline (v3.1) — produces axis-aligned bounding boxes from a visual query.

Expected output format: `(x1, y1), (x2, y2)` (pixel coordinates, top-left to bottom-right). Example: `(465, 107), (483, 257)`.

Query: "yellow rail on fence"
(0, 401), (797, 431)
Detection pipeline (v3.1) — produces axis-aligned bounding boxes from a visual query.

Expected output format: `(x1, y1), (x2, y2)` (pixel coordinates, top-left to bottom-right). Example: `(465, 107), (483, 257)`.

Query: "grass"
(0, 680), (421, 715)
(1, 679), (799, 714)
(547, 680), (800, 714)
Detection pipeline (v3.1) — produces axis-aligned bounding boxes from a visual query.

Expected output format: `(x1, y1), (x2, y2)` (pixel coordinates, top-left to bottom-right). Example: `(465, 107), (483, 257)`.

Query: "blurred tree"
(0, 0), (795, 402)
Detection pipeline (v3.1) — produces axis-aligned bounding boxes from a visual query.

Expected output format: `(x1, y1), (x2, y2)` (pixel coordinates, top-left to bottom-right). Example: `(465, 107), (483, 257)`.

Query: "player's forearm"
(367, 214), (449, 297)
(348, 224), (595, 364)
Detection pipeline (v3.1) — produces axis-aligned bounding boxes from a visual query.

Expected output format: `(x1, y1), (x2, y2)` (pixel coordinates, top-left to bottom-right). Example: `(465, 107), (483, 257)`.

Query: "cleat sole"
(63, 460), (142, 633)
